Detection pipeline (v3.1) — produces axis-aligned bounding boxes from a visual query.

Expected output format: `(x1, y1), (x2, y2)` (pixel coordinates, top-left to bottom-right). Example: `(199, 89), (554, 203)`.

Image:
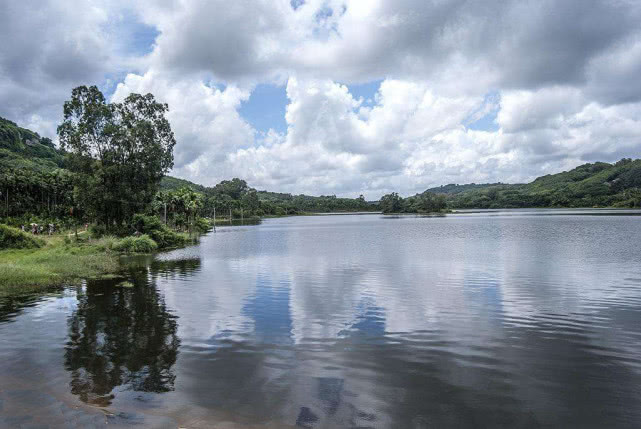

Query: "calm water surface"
(1, 210), (641, 428)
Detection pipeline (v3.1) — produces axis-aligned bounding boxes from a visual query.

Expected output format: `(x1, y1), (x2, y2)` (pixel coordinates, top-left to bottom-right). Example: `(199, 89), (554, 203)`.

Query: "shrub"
(93, 235), (119, 251)
(195, 217), (211, 232)
(89, 224), (107, 238)
(131, 214), (187, 249)
(113, 234), (158, 253)
(0, 224), (44, 250)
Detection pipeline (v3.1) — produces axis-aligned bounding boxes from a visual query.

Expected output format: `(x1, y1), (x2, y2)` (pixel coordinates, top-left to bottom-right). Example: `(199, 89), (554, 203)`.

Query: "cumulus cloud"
(132, 0), (641, 92)
(0, 1), (112, 135)
(2, 0), (641, 197)
(222, 78), (513, 197)
(112, 70), (254, 171)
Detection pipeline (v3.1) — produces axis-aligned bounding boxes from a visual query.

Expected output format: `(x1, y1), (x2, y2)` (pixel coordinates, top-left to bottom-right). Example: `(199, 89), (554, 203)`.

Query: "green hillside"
(433, 159), (641, 209)
(0, 117), (73, 221)
(161, 176), (373, 213)
(425, 183), (506, 195)
(0, 117), (64, 171)
(160, 176), (208, 193)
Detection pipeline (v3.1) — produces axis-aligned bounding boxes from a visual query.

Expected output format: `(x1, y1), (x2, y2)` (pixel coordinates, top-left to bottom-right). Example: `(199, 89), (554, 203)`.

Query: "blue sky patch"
(108, 9), (159, 57)
(290, 0), (305, 10)
(465, 92), (500, 132)
(347, 80), (382, 106)
(239, 84), (288, 133)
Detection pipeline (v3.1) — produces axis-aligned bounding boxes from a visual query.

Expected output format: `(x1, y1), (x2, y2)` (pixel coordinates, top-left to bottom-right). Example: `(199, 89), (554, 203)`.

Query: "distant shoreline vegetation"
(379, 158), (641, 213)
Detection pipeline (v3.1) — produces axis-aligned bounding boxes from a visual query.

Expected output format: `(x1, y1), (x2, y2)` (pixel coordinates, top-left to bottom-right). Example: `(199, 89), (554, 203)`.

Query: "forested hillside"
(0, 117), (74, 220)
(0, 117), (63, 168)
(435, 160), (641, 209)
(160, 176), (374, 215)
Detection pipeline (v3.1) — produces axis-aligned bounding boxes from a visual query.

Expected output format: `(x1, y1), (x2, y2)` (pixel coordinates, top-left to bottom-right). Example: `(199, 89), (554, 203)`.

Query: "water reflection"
(64, 271), (180, 406)
(1, 211), (641, 427)
(158, 213), (641, 427)
(0, 291), (62, 323)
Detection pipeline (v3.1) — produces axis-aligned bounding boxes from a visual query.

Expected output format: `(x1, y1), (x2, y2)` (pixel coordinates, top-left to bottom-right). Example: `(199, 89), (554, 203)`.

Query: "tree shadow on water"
(64, 273), (180, 407)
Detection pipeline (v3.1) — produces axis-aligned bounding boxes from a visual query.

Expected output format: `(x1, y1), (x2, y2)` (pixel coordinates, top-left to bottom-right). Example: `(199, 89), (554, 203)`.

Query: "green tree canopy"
(380, 192), (403, 213)
(213, 178), (249, 200)
(57, 86), (175, 229)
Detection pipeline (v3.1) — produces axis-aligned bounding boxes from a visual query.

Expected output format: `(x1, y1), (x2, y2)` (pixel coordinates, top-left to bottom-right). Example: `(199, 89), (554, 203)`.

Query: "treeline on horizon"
(1, 86), (641, 230)
(377, 158), (641, 213)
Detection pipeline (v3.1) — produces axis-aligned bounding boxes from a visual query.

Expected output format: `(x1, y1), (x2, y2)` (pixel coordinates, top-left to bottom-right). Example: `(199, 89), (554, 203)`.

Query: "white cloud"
(112, 69), (255, 180)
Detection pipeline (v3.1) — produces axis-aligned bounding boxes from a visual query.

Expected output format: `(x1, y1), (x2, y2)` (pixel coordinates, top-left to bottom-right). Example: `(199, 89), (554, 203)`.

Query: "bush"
(89, 224), (107, 238)
(131, 214), (187, 249)
(113, 234), (158, 253)
(93, 235), (119, 251)
(0, 224), (44, 249)
(195, 217), (211, 232)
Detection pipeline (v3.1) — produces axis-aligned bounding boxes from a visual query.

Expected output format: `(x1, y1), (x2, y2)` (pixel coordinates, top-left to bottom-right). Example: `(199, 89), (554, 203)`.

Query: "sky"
(1, 0), (641, 199)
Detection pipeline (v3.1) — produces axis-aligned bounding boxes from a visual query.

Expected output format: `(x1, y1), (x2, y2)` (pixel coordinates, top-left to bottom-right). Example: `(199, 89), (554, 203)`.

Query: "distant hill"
(161, 176), (373, 212)
(425, 183), (507, 195)
(160, 176), (208, 193)
(0, 117), (65, 173)
(427, 160), (641, 208)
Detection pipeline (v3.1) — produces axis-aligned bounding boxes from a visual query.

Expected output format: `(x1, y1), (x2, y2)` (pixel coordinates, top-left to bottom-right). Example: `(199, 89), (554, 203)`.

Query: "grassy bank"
(0, 235), (120, 297)
(0, 217), (201, 297)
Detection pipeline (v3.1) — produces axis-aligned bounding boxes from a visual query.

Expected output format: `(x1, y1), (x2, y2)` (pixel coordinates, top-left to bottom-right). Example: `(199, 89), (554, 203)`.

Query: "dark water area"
(1, 209), (641, 428)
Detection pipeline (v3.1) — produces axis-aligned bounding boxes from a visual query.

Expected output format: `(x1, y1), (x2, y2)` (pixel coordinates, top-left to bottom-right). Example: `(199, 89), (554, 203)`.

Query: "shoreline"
(0, 235), (120, 297)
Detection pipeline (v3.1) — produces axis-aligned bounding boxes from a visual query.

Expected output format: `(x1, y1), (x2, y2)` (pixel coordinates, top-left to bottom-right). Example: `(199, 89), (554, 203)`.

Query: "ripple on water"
(1, 211), (641, 427)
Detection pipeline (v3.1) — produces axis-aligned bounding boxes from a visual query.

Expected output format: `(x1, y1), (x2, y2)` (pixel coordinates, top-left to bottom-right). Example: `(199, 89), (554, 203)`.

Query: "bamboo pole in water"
(213, 206), (216, 232)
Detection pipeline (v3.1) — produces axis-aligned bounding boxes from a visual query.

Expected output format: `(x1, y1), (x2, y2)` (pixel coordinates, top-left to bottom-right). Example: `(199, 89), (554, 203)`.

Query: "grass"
(0, 234), (120, 297)
(112, 234), (158, 253)
(0, 219), (210, 297)
(0, 224), (45, 249)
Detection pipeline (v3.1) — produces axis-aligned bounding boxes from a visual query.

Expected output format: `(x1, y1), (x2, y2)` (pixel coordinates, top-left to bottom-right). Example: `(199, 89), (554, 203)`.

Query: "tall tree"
(380, 192), (403, 213)
(213, 178), (248, 200)
(58, 86), (175, 229)
(241, 189), (260, 214)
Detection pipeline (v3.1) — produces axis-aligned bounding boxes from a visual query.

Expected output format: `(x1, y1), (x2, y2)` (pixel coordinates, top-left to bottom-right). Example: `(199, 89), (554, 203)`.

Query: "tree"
(213, 178), (248, 200)
(241, 189), (260, 214)
(380, 192), (403, 213)
(58, 86), (175, 229)
(416, 192), (447, 212)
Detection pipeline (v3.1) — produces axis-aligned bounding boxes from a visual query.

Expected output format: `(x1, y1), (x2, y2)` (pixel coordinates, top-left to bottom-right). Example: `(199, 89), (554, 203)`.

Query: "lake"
(1, 209), (641, 428)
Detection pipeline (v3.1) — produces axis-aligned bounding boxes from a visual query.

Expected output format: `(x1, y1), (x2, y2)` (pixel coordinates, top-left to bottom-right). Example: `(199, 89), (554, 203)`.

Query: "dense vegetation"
(426, 159), (641, 209)
(0, 85), (375, 269)
(379, 191), (448, 214)
(0, 224), (44, 250)
(1, 117), (74, 224)
(159, 176), (376, 217)
(58, 86), (176, 230)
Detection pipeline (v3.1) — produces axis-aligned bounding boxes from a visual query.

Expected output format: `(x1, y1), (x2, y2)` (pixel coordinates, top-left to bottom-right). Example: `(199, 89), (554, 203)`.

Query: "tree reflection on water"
(64, 265), (184, 406)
